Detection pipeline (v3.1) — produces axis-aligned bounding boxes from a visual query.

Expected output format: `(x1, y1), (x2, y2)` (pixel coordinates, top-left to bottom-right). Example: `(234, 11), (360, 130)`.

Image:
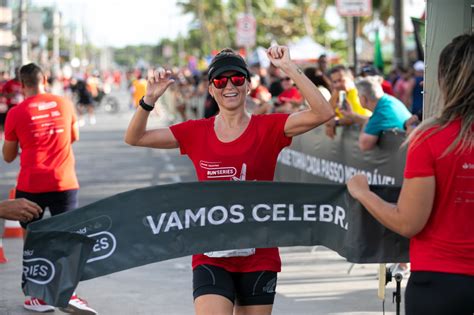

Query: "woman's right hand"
(143, 69), (175, 105)
(347, 174), (370, 200)
(404, 114), (420, 135)
(266, 46), (292, 70)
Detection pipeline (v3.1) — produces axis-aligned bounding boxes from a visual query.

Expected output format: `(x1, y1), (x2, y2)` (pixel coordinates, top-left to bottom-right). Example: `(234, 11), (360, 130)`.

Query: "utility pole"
(178, 33), (184, 67)
(245, 0), (252, 16)
(352, 17), (358, 72)
(393, 0), (405, 68)
(197, 2), (210, 54)
(347, 17), (358, 71)
(220, 1), (231, 47)
(19, 0), (28, 65)
(52, 8), (61, 76)
(69, 24), (76, 61)
(245, 0), (252, 59)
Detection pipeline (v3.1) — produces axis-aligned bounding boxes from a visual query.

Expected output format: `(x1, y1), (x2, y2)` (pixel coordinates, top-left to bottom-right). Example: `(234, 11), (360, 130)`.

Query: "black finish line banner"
(275, 125), (407, 185)
(23, 181), (408, 307)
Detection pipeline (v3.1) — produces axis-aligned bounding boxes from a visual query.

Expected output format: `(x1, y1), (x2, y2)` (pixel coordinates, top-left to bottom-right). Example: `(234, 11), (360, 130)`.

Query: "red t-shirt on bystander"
(4, 93), (79, 193)
(404, 119), (474, 276)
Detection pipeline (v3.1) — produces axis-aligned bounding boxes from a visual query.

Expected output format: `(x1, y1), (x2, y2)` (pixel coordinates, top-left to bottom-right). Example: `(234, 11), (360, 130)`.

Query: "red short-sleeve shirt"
(404, 120), (474, 276)
(170, 113), (292, 272)
(4, 93), (79, 193)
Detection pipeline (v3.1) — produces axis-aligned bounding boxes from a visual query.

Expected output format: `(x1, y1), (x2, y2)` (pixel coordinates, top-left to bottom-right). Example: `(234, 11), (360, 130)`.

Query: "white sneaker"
(59, 295), (98, 315)
(78, 119), (86, 127)
(23, 297), (55, 312)
(89, 116), (96, 125)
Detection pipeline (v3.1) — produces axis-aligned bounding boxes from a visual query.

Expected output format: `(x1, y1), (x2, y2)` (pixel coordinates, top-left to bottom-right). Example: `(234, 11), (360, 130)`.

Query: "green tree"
(113, 45), (161, 68)
(113, 0), (348, 67)
(226, 0), (277, 47)
(358, 0), (392, 37)
(177, 0), (226, 55)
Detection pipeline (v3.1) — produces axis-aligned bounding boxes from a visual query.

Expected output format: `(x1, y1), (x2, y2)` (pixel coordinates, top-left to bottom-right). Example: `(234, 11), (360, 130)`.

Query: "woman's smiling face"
(209, 71), (249, 111)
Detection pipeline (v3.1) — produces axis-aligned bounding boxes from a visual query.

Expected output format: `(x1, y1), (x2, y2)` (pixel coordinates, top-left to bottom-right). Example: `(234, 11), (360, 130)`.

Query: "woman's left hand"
(347, 174), (370, 200)
(267, 46), (292, 69)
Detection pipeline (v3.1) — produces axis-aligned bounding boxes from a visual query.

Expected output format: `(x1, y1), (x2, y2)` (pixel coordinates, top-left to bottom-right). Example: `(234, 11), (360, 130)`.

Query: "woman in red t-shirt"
(347, 34), (474, 315)
(125, 46), (334, 315)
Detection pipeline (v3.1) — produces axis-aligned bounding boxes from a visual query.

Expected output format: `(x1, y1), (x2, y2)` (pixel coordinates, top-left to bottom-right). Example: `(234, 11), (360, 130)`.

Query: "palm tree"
(287, 0), (314, 37)
(227, 0), (277, 47)
(358, 0), (392, 37)
(176, 0), (343, 57)
(177, 0), (225, 54)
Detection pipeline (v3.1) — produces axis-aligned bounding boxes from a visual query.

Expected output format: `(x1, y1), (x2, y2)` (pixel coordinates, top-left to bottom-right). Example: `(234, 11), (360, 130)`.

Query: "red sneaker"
(23, 297), (55, 313)
(59, 295), (98, 315)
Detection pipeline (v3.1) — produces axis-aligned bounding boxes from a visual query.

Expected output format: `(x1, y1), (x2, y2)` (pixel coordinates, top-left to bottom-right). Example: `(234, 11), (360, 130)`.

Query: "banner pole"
(393, 273), (403, 315)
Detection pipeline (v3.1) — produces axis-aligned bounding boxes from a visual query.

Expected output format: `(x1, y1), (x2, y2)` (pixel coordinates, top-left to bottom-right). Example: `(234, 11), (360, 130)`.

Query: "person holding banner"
(347, 34), (474, 315)
(0, 199), (42, 221)
(125, 45), (334, 315)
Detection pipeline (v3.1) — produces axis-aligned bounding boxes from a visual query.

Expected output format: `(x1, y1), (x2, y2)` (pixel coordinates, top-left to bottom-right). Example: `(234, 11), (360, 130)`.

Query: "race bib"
(204, 248), (256, 258)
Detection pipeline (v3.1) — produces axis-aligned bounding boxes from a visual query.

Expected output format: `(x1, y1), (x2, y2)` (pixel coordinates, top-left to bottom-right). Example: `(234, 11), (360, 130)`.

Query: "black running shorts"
(193, 264), (277, 306)
(15, 189), (78, 228)
(405, 271), (474, 315)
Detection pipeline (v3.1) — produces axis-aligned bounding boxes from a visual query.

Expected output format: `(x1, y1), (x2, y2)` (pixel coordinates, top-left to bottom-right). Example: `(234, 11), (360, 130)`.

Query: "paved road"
(0, 92), (405, 314)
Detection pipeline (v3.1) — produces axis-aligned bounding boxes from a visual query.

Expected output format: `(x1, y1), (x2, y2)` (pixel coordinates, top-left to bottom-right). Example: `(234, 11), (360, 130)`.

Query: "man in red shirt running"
(2, 63), (97, 315)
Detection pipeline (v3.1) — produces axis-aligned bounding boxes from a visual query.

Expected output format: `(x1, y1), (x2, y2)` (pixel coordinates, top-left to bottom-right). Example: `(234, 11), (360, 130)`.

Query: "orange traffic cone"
(3, 219), (23, 238)
(0, 229), (7, 263)
(8, 187), (15, 199)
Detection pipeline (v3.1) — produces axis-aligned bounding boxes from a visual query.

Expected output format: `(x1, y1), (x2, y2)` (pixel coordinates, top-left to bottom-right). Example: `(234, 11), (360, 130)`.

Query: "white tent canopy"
(247, 37), (336, 66)
(248, 46), (271, 67)
(287, 36), (335, 61)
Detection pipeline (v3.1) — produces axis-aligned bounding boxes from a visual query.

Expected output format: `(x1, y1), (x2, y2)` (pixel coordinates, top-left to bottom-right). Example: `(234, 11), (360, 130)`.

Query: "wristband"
(139, 97), (154, 111)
